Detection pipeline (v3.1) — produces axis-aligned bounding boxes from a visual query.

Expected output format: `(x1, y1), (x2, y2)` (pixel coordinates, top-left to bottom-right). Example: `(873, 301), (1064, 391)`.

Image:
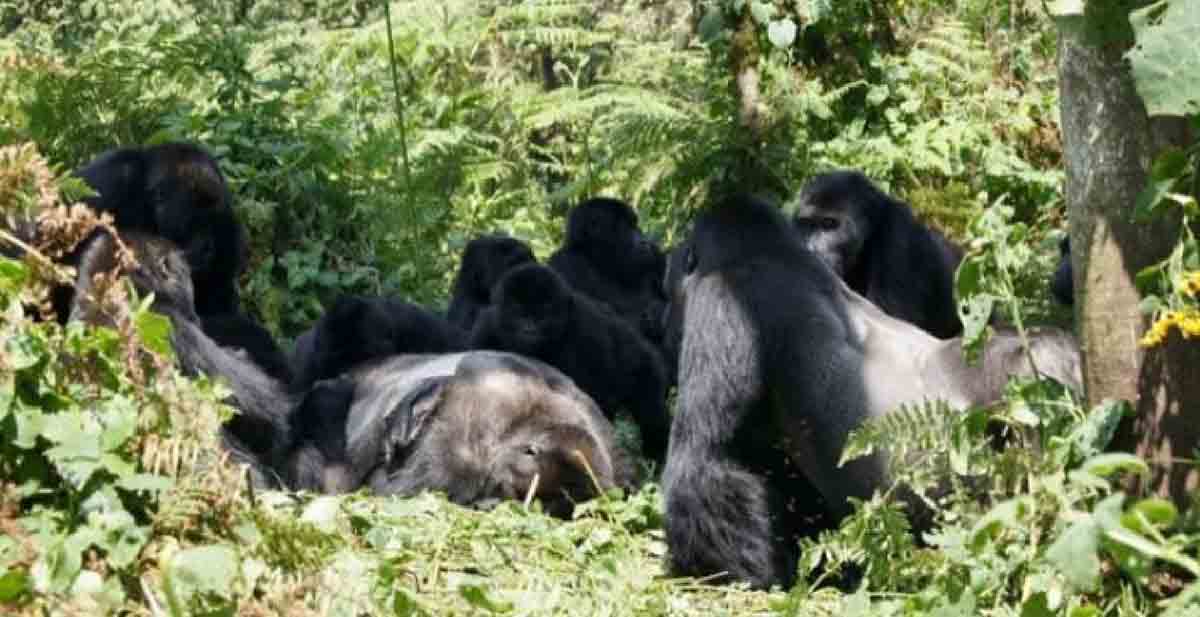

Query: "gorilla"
(471, 263), (671, 462)
(74, 231), (633, 515)
(1051, 236), (1074, 306)
(66, 142), (247, 318)
(200, 313), (294, 383)
(548, 197), (668, 342)
(291, 295), (467, 390)
(662, 193), (1080, 589)
(791, 170), (963, 339)
(446, 234), (536, 331)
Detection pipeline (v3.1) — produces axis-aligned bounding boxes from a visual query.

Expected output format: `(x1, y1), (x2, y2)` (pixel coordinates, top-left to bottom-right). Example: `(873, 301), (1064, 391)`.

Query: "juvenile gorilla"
(791, 170), (963, 338)
(1051, 236), (1074, 306)
(76, 232), (632, 513)
(291, 295), (468, 390)
(68, 142), (247, 317)
(446, 234), (536, 331)
(548, 197), (667, 342)
(471, 263), (671, 462)
(663, 194), (1080, 589)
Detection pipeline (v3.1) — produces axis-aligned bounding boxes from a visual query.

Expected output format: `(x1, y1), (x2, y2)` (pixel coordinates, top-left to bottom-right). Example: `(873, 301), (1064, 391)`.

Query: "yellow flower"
(1178, 271), (1200, 297)
(1141, 308), (1200, 347)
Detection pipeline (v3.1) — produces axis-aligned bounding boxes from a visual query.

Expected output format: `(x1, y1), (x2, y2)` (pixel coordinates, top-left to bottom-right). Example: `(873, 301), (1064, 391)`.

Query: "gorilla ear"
(383, 376), (449, 466)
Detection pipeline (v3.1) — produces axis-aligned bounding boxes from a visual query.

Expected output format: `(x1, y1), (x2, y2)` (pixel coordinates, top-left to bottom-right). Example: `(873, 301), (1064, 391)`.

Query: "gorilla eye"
(817, 217), (840, 230)
(523, 444), (540, 457)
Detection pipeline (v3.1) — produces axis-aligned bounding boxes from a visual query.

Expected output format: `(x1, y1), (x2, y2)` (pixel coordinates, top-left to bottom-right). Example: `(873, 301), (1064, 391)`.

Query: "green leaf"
(698, 8), (726, 43)
(1047, 0), (1085, 17)
(749, 1), (775, 25)
(1126, 0), (1200, 117)
(458, 584), (513, 614)
(166, 545), (239, 605)
(1045, 515), (1102, 590)
(1082, 452), (1149, 478)
(393, 589), (423, 616)
(0, 568), (30, 602)
(767, 19), (797, 49)
(1020, 592), (1054, 617)
(117, 473), (173, 493)
(135, 309), (174, 356)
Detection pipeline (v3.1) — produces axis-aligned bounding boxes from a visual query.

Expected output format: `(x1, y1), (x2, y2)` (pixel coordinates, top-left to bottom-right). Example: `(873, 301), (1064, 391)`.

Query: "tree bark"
(1057, 15), (1200, 505)
(730, 8), (764, 143)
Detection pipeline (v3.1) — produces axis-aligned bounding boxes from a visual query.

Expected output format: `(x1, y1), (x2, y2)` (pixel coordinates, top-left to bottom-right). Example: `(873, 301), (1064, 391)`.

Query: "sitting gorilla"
(446, 234), (536, 331)
(200, 312), (294, 383)
(548, 197), (667, 343)
(62, 142), (247, 319)
(291, 295), (467, 390)
(471, 263), (671, 462)
(791, 170), (963, 339)
(1051, 236), (1074, 306)
(663, 194), (1080, 589)
(74, 231), (632, 515)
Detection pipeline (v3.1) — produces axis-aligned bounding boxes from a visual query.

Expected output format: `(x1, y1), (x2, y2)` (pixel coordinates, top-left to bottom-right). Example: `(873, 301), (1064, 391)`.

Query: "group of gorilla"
(43, 142), (1082, 590)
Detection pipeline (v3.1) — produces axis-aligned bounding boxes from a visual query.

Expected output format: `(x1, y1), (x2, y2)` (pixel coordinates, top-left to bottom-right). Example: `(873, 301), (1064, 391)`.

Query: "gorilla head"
(485, 264), (572, 352)
(447, 234), (536, 331)
(73, 142), (248, 317)
(791, 170), (963, 339)
(563, 197), (658, 284)
(362, 353), (631, 518)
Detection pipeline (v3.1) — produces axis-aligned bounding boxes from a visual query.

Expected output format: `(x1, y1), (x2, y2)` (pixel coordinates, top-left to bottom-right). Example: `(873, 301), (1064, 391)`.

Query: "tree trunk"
(730, 8), (764, 143)
(1057, 16), (1200, 505)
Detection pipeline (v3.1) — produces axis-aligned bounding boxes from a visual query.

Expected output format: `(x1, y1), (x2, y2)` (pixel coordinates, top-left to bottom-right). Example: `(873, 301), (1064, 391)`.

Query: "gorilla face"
(479, 237), (536, 291)
(567, 198), (658, 284)
(791, 173), (872, 277)
(491, 264), (571, 352)
(370, 360), (621, 518)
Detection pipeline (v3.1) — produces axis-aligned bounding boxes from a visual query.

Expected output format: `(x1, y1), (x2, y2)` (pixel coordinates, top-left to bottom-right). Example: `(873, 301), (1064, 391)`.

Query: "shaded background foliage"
(0, 0), (1068, 339)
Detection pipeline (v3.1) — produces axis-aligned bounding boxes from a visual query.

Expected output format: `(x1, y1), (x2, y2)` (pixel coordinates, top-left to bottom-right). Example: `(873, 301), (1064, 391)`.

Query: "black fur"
(446, 234), (536, 331)
(200, 312), (294, 383)
(66, 142), (247, 318)
(471, 263), (670, 462)
(792, 170), (962, 338)
(548, 197), (667, 343)
(291, 295), (467, 390)
(1051, 236), (1073, 306)
(76, 231), (631, 512)
(663, 193), (1082, 589)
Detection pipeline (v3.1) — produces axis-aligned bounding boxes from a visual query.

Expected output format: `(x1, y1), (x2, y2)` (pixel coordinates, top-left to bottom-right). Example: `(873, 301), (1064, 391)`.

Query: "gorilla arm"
(662, 273), (793, 588)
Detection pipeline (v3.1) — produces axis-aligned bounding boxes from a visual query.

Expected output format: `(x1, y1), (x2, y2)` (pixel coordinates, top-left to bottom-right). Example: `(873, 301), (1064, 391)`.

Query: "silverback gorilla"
(447, 234), (536, 332)
(662, 194), (1080, 588)
(548, 197), (667, 343)
(791, 170), (964, 339)
(471, 263), (671, 462)
(74, 231), (632, 517)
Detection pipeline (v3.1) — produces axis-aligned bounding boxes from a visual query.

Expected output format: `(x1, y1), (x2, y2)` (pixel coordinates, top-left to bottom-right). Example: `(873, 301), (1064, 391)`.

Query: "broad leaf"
(1127, 0), (1200, 117)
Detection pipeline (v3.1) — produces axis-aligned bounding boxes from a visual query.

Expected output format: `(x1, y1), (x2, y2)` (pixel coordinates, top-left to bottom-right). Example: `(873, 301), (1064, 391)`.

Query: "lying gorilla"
(74, 231), (632, 516)
(548, 197), (667, 342)
(662, 194), (1080, 589)
(791, 170), (963, 338)
(1051, 236), (1073, 306)
(291, 294), (467, 390)
(471, 263), (671, 462)
(447, 234), (536, 331)
(61, 142), (248, 319)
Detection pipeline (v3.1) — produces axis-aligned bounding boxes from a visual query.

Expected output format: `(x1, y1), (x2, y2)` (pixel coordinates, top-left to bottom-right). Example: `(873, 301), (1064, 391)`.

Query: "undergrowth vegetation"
(1, 1), (1197, 615)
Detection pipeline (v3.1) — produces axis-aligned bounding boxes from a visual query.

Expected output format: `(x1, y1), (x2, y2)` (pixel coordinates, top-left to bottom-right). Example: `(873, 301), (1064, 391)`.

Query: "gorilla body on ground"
(74, 231), (631, 515)
(662, 194), (1081, 589)
(1051, 236), (1074, 306)
(446, 234), (536, 331)
(291, 294), (467, 390)
(471, 263), (671, 462)
(791, 170), (963, 339)
(65, 142), (247, 318)
(548, 197), (667, 343)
